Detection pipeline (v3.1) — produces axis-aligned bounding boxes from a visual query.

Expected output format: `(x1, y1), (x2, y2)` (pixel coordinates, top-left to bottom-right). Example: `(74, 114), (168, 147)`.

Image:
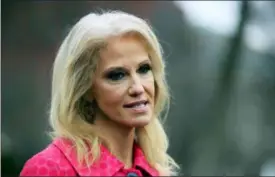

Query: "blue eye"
(106, 71), (125, 81)
(138, 63), (152, 74)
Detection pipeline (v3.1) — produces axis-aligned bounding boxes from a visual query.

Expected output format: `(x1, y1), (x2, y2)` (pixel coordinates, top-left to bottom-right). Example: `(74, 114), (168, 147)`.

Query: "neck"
(94, 115), (136, 168)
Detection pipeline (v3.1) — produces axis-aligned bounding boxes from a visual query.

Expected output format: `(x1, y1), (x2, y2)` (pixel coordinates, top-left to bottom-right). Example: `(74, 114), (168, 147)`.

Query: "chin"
(125, 115), (152, 128)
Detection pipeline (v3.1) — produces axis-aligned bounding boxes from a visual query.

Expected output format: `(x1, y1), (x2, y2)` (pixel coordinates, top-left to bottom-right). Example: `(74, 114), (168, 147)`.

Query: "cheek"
(95, 81), (127, 107)
(143, 75), (155, 96)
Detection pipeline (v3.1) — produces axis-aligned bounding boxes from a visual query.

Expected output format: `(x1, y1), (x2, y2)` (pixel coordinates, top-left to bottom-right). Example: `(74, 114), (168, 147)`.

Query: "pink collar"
(53, 138), (159, 176)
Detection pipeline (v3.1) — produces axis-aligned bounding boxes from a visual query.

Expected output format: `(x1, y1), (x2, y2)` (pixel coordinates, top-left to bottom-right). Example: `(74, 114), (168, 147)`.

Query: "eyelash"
(106, 71), (125, 81)
(106, 64), (152, 81)
(138, 64), (152, 74)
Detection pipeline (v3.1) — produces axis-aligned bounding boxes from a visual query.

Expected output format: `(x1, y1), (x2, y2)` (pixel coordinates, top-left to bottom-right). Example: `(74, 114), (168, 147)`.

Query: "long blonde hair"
(49, 10), (179, 175)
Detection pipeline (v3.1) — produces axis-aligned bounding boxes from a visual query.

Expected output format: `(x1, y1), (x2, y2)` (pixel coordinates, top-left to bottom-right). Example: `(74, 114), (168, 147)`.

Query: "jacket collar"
(53, 137), (158, 176)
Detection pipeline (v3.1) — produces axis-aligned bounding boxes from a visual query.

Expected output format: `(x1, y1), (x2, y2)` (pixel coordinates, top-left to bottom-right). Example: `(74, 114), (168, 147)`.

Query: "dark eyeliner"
(137, 63), (152, 74)
(104, 68), (126, 81)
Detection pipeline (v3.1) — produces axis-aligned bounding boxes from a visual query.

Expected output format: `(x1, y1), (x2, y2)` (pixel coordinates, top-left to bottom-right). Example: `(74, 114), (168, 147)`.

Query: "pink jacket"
(20, 138), (159, 176)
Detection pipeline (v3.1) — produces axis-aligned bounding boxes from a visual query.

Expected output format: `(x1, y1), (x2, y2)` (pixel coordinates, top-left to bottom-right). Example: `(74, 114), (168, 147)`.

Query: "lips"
(123, 100), (149, 114)
(123, 100), (149, 108)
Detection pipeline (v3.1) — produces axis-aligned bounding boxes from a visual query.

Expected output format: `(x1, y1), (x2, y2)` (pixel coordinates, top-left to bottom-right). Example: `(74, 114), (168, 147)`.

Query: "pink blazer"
(20, 138), (159, 176)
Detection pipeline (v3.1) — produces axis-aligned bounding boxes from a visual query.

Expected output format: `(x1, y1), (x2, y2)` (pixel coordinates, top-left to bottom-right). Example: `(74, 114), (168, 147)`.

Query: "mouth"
(123, 100), (149, 108)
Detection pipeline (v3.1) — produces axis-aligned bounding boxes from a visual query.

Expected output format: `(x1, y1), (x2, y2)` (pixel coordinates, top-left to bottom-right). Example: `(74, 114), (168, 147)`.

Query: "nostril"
(128, 83), (144, 96)
(129, 91), (141, 97)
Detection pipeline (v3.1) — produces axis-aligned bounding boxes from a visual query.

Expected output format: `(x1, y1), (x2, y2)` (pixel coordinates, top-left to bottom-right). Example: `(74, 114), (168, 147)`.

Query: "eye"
(137, 63), (152, 74)
(106, 70), (126, 81)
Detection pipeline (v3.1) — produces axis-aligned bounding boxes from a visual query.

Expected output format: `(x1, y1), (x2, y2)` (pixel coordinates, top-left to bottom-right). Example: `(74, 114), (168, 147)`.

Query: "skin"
(92, 34), (155, 167)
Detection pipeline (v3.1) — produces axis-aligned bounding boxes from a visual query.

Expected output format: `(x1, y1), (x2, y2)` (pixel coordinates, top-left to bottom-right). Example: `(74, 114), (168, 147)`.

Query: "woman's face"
(92, 35), (155, 128)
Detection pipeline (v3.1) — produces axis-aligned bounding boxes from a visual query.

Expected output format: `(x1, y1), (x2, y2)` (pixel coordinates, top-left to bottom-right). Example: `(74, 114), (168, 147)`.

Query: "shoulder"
(20, 142), (76, 176)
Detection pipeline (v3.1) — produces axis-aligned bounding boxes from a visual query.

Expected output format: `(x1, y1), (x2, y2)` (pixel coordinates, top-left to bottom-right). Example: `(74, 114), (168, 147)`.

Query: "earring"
(79, 97), (96, 123)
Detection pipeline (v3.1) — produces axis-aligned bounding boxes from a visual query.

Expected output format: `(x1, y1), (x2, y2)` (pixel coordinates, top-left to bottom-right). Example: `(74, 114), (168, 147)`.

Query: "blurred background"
(2, 1), (275, 176)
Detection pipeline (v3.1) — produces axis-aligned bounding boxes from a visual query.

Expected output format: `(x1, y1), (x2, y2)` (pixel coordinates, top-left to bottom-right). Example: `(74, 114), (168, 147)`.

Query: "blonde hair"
(49, 10), (179, 175)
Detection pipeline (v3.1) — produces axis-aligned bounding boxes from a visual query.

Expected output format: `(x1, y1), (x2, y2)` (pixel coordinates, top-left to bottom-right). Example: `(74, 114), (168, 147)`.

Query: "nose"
(128, 75), (144, 97)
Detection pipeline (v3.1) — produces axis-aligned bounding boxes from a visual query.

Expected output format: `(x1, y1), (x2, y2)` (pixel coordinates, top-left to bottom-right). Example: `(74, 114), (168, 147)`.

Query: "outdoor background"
(2, 1), (275, 176)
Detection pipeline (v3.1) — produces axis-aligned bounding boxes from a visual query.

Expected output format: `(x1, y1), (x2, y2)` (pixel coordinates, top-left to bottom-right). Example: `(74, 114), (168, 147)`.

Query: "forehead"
(98, 35), (150, 69)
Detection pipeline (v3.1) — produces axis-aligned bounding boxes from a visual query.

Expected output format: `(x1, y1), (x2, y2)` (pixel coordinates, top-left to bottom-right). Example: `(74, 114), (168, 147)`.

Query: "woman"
(20, 10), (179, 176)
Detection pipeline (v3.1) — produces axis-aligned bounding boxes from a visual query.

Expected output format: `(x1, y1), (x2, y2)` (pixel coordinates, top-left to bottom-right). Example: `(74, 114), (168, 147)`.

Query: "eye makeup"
(104, 67), (127, 81)
(103, 59), (152, 82)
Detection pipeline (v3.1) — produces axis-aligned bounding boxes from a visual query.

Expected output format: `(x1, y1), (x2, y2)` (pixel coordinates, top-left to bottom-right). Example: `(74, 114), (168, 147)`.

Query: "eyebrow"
(138, 59), (151, 67)
(102, 59), (151, 74)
